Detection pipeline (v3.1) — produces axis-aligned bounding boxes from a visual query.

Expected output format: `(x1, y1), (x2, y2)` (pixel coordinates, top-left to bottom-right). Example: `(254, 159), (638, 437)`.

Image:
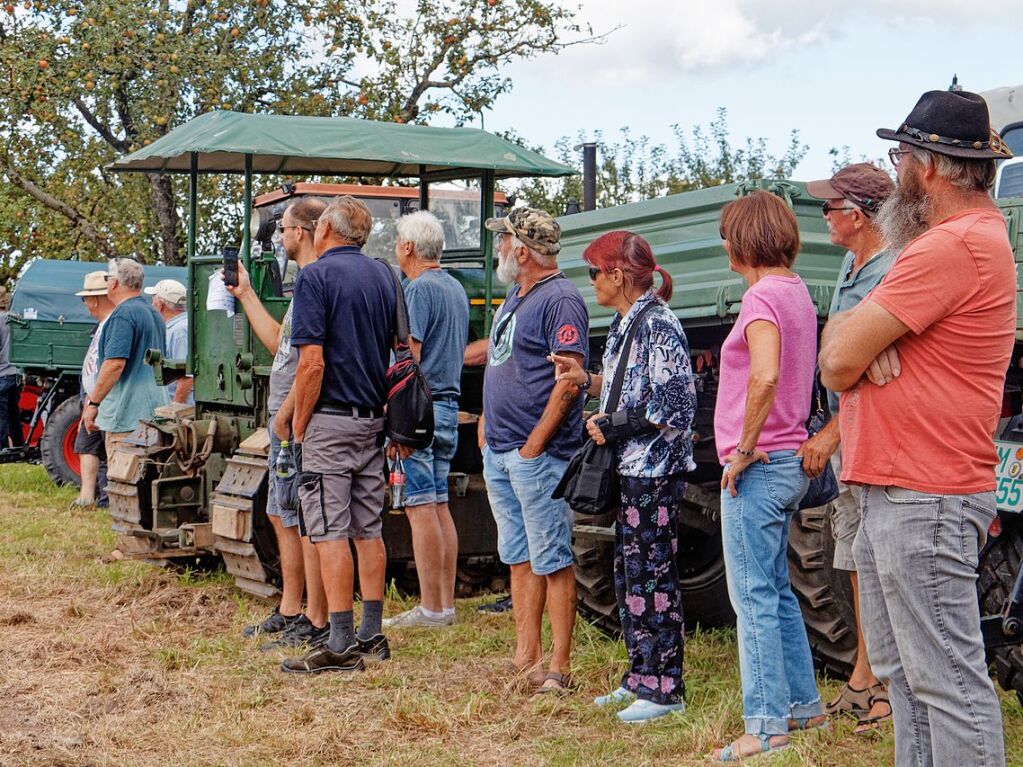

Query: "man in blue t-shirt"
(382, 211), (470, 630)
(281, 196), (397, 676)
(82, 258), (167, 459)
(465, 206), (589, 694)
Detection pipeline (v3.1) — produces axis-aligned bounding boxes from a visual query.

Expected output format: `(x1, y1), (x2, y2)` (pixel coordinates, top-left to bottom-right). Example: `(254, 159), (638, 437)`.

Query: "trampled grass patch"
(1, 464), (1021, 766)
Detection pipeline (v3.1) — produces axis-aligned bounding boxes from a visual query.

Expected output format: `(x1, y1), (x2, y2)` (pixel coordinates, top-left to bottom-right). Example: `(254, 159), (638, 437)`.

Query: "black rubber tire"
(978, 516), (1023, 705)
(787, 503), (857, 679)
(572, 491), (734, 635)
(40, 395), (82, 488)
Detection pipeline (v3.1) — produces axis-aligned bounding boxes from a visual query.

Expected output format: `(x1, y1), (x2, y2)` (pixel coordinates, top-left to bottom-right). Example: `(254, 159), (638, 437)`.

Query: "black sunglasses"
(587, 266), (601, 280)
(822, 202), (856, 215)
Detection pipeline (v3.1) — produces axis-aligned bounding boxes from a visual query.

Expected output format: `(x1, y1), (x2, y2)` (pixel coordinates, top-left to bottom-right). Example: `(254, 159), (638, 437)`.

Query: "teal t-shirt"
(96, 296), (168, 433)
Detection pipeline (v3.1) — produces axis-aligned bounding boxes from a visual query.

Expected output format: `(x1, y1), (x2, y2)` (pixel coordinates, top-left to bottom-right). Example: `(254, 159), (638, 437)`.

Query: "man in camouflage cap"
(466, 206), (588, 694)
(483, 206), (563, 257)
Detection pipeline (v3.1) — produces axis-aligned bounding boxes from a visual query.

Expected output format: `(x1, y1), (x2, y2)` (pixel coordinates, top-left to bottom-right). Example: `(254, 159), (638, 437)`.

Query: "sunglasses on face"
(587, 266), (602, 281)
(822, 202), (856, 215)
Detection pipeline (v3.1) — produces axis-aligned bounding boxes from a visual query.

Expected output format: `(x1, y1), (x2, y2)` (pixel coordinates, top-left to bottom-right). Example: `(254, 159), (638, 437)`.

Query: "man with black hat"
(801, 163), (895, 734)
(820, 89), (1012, 766)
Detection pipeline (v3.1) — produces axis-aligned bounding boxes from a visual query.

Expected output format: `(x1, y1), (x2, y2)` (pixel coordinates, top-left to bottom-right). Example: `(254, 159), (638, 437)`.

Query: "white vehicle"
(980, 84), (1023, 198)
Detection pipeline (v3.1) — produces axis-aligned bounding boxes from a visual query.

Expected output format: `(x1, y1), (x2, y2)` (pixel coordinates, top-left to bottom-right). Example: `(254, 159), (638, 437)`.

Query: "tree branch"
(73, 97), (130, 152)
(2, 159), (114, 257)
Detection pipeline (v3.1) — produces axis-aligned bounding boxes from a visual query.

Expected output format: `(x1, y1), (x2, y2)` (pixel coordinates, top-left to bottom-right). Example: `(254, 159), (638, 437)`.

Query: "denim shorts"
(482, 445), (573, 576)
(403, 400), (459, 507)
(267, 413), (300, 529)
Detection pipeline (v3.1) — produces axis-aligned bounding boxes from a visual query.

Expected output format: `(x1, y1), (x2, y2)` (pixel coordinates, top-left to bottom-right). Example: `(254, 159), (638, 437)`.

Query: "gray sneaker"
(381, 606), (453, 629)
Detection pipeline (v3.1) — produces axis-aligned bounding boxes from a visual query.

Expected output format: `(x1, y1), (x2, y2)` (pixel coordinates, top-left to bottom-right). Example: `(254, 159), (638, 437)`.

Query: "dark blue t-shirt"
(404, 269), (470, 398)
(483, 274), (589, 460)
(290, 246), (396, 409)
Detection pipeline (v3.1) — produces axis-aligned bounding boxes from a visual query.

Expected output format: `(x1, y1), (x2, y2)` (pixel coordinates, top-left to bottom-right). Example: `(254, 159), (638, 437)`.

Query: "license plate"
(995, 440), (1023, 513)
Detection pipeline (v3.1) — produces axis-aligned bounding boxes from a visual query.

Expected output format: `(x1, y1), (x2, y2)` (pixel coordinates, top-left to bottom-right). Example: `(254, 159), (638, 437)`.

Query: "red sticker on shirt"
(556, 324), (580, 345)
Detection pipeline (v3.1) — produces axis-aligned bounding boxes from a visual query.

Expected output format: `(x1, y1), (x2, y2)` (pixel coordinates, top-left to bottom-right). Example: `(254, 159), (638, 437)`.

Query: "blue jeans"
(720, 450), (821, 736)
(854, 485), (1004, 767)
(404, 400), (458, 507)
(483, 445), (573, 576)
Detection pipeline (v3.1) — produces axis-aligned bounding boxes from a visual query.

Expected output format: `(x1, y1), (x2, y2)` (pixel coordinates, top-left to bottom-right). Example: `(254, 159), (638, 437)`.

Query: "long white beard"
(875, 171), (932, 253)
(496, 253), (520, 285)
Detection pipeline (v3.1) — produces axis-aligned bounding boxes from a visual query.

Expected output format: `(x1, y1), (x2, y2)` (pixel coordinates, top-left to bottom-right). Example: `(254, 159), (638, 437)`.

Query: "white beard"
(496, 252), (520, 285)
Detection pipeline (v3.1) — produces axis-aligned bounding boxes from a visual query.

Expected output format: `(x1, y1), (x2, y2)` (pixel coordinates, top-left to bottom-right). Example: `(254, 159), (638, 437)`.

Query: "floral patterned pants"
(614, 473), (686, 705)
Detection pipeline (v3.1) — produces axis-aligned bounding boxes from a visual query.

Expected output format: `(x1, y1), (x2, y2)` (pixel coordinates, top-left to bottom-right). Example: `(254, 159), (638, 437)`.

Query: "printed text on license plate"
(995, 441), (1023, 513)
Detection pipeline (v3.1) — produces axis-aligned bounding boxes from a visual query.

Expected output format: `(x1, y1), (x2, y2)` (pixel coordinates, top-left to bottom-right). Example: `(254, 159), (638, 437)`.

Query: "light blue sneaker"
(594, 687), (635, 707)
(616, 698), (686, 723)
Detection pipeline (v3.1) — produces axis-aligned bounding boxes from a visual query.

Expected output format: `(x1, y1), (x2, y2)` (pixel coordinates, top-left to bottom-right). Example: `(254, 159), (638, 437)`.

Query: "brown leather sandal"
(824, 683), (872, 717)
(854, 685), (891, 734)
(532, 671), (571, 697)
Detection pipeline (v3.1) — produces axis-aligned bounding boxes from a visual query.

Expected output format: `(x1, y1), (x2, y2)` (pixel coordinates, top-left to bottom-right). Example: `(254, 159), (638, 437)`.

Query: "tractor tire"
(978, 516), (1023, 705)
(39, 395), (82, 488)
(787, 503), (857, 679)
(573, 488), (734, 635)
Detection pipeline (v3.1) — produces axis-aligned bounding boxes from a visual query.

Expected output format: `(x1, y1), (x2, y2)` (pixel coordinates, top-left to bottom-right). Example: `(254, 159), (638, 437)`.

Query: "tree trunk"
(148, 174), (182, 265)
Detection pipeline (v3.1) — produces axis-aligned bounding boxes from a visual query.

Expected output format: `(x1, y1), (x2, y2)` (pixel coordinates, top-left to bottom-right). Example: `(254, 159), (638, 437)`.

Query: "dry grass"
(1, 463), (1021, 767)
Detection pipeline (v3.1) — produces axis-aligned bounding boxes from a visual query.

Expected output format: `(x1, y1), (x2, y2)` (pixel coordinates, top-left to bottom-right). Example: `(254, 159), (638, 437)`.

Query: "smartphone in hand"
(222, 246), (240, 287)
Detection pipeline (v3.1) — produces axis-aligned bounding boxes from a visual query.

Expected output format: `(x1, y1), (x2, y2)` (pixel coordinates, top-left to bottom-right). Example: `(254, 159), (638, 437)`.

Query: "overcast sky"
(472, 0), (1023, 180)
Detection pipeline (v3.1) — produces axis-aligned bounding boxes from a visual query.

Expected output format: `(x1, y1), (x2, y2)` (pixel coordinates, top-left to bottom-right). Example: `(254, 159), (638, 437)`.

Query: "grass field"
(1, 463), (1020, 767)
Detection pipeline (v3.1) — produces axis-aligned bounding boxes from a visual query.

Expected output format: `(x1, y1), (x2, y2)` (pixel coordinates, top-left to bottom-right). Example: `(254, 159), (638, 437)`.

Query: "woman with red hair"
(551, 230), (696, 723)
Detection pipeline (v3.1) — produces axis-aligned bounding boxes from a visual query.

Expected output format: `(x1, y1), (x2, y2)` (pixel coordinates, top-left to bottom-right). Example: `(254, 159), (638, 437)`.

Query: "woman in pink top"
(711, 191), (823, 762)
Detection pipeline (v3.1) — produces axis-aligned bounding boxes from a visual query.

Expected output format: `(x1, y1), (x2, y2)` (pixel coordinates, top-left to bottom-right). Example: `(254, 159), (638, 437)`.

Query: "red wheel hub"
(62, 419), (81, 477)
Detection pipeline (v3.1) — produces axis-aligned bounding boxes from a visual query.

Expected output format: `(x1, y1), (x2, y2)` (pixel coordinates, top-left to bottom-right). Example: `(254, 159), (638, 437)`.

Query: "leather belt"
(314, 403), (384, 419)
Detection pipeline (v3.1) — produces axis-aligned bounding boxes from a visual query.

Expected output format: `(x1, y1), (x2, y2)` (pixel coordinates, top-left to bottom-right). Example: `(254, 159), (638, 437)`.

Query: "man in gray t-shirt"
(383, 211), (470, 629)
(227, 196), (328, 648)
(800, 163), (895, 732)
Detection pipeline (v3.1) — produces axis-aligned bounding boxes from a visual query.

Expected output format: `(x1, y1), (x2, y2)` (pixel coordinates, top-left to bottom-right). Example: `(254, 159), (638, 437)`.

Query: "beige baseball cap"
(144, 279), (187, 307)
(75, 271), (108, 297)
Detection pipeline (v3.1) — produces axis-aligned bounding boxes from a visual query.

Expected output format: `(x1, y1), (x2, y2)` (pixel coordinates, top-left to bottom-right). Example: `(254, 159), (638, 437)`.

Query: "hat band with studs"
(900, 124), (1012, 156)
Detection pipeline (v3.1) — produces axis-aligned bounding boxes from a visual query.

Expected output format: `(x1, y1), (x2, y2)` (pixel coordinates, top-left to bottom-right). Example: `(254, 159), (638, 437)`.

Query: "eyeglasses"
(719, 227), (727, 241)
(587, 266), (602, 281)
(888, 147), (912, 167)
(103, 274), (115, 282)
(279, 224), (313, 233)
(822, 202), (856, 215)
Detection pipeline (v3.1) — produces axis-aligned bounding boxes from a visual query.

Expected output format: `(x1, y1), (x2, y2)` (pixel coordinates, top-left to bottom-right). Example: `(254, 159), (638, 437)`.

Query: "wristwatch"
(87, 399), (101, 408)
(578, 371), (592, 392)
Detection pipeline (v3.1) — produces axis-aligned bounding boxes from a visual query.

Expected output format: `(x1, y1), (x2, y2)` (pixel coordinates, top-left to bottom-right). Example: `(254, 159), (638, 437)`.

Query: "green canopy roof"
(107, 111), (576, 179)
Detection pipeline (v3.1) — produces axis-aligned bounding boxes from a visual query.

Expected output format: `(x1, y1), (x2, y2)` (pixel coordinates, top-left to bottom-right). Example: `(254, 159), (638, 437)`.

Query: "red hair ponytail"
(582, 230), (674, 303)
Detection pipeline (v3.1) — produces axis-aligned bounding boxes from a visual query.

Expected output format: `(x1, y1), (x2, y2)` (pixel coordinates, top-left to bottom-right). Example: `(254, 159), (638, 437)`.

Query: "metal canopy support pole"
(187, 152), (198, 378)
(241, 154), (253, 362)
(418, 164), (428, 211)
(481, 169), (495, 335)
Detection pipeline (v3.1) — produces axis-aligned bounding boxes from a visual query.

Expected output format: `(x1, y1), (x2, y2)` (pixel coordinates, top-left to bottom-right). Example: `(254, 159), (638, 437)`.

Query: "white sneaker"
(381, 606), (453, 629)
(616, 698), (686, 723)
(594, 687), (636, 707)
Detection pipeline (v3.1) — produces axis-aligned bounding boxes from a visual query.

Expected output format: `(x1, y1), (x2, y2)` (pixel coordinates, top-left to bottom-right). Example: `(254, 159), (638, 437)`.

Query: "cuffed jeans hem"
(743, 716), (789, 737)
(528, 556), (573, 577)
(403, 493), (439, 508)
(789, 697), (823, 720)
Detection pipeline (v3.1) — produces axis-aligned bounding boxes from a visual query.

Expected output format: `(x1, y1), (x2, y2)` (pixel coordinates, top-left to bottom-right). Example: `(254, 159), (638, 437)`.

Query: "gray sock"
(358, 600), (383, 641)
(327, 611), (355, 653)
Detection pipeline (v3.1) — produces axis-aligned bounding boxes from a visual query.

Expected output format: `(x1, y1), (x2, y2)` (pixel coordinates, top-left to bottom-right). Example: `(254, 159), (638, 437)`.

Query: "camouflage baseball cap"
(484, 206), (561, 256)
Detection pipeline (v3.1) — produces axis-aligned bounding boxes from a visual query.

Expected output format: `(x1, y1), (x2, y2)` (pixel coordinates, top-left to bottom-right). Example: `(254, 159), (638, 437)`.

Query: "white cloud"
(545, 0), (1023, 84)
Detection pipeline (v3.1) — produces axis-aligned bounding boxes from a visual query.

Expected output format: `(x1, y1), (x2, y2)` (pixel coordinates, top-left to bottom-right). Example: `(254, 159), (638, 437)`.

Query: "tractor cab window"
(408, 180), (485, 255)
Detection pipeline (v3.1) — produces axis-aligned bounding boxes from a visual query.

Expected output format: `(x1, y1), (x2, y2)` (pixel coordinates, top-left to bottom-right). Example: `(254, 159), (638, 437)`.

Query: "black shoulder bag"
(552, 303), (656, 516)
(376, 260), (434, 450)
(798, 372), (840, 509)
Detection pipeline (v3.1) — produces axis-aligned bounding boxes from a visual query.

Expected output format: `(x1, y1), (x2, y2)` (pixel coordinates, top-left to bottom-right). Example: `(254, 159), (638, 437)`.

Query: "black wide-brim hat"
(877, 89), (1013, 160)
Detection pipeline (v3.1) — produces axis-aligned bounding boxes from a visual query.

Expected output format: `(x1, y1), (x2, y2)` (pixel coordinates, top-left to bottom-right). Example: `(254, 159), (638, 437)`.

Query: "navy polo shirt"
(290, 246), (397, 409)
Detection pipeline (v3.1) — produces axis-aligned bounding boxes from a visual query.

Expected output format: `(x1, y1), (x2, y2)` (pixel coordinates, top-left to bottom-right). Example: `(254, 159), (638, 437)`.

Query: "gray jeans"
(853, 485), (1005, 767)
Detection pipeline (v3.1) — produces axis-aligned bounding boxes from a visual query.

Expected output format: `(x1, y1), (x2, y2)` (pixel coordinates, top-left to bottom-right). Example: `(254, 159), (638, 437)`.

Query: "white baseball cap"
(144, 279), (187, 307)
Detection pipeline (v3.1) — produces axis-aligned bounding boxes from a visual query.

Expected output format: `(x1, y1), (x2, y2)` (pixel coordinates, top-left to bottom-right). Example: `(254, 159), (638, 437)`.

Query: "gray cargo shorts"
(298, 411), (386, 543)
(829, 448), (862, 571)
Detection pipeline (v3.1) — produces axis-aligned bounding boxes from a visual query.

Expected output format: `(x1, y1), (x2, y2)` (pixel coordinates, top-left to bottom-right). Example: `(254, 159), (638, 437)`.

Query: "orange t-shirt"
(840, 208), (1016, 494)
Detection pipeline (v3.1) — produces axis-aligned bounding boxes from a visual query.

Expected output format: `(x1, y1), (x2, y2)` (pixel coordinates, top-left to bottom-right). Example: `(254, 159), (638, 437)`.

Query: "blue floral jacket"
(598, 291), (697, 478)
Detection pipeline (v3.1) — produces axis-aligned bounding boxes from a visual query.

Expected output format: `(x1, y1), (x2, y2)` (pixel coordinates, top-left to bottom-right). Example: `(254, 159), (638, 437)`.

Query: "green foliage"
(0, 0), (587, 284)
(508, 109), (809, 215)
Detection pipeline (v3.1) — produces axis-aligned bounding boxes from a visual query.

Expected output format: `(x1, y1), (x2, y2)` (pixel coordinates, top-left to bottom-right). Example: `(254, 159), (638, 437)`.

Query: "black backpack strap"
(605, 302), (658, 413)
(375, 258), (410, 346)
(492, 273), (565, 347)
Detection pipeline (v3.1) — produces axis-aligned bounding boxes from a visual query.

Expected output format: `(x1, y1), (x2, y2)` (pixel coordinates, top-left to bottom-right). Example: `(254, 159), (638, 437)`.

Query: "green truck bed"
(557, 179), (1023, 338)
(7, 259), (188, 373)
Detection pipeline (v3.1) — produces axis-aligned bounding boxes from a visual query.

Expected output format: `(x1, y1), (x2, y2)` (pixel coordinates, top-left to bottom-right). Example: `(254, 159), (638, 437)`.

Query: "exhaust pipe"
(582, 142), (597, 212)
